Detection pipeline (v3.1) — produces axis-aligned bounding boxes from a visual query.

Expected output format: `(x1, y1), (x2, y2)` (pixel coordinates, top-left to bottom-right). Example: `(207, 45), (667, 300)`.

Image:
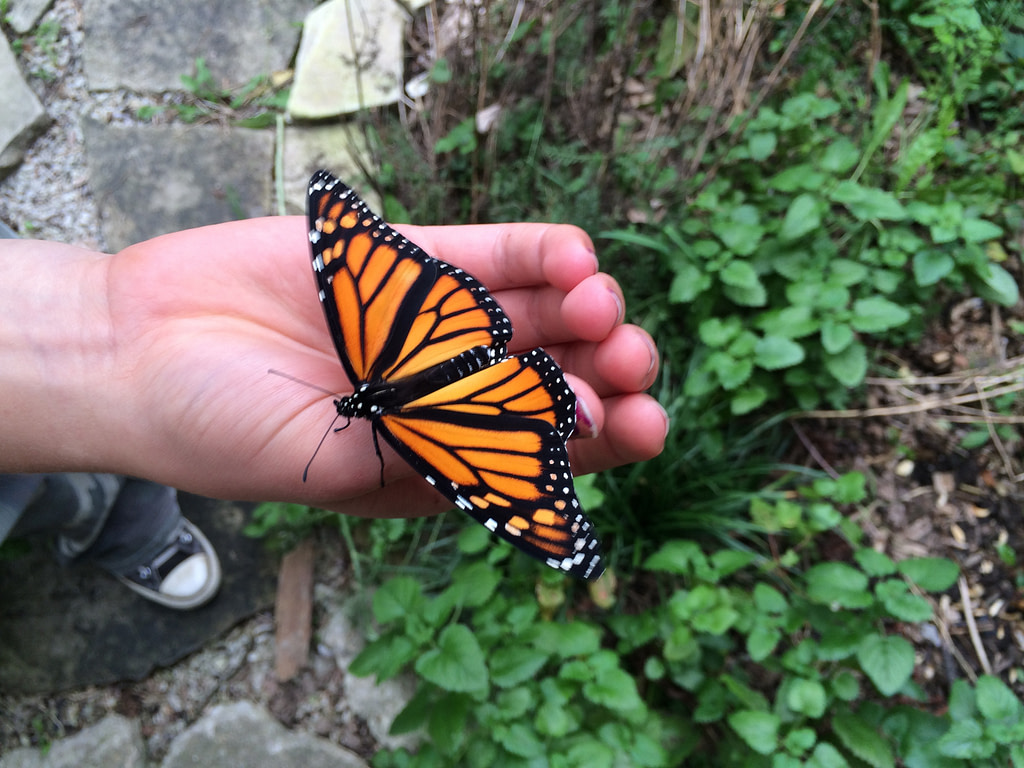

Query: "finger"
(568, 393), (669, 474)
(497, 273), (625, 350)
(397, 222), (599, 293)
(547, 324), (660, 398)
(564, 374), (604, 440)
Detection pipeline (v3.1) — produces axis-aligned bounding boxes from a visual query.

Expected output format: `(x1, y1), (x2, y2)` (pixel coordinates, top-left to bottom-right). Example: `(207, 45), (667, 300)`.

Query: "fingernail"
(643, 334), (659, 384)
(575, 397), (598, 439)
(658, 402), (671, 440)
(609, 289), (624, 325)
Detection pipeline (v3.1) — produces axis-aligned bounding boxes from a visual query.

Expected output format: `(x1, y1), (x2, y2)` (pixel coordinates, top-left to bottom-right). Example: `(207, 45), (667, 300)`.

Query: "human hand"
(2, 218), (666, 517)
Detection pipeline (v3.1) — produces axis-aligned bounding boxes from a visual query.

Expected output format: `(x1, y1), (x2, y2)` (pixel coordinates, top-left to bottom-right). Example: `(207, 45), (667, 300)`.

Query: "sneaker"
(113, 517), (222, 610)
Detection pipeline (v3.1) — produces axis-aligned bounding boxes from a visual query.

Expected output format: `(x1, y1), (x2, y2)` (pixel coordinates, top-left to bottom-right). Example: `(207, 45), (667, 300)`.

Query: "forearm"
(0, 240), (123, 471)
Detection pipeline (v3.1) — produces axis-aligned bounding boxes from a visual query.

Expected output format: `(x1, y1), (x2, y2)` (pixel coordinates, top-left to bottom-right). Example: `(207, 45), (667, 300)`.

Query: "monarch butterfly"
(306, 170), (604, 580)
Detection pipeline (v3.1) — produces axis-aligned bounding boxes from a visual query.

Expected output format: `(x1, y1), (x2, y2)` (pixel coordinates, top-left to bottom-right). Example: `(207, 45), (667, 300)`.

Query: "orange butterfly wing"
(307, 170), (604, 579)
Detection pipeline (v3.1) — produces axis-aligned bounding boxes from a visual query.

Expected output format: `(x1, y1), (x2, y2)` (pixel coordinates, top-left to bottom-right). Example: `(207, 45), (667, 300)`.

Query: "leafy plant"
(244, 502), (337, 552)
(137, 57), (288, 127)
(347, 472), (1017, 767)
(289, 0), (1024, 764)
(604, 73), (1017, 422)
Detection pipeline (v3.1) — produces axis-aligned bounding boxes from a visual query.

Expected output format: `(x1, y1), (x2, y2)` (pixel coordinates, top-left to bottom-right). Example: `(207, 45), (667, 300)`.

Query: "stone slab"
(0, 715), (145, 768)
(0, 33), (49, 179)
(0, 495), (276, 695)
(7, 0), (55, 34)
(81, 0), (308, 92)
(288, 0), (406, 119)
(160, 701), (368, 768)
(81, 118), (274, 251)
(282, 124), (380, 215)
(319, 600), (419, 752)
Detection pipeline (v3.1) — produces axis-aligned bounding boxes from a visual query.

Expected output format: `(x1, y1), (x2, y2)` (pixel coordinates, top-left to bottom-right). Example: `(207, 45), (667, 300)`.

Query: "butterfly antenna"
(303, 413), (348, 482)
(267, 368), (339, 397)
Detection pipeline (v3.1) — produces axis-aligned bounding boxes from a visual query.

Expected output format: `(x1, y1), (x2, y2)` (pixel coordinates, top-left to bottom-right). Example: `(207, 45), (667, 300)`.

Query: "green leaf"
(699, 316), (741, 347)
(897, 558), (959, 591)
(831, 672), (860, 702)
(711, 549), (756, 576)
(912, 250), (954, 286)
(415, 624), (489, 693)
(830, 181), (907, 221)
(948, 678), (977, 721)
(490, 646), (550, 688)
(821, 320), (855, 354)
(643, 539), (704, 575)
(444, 561), (500, 608)
(668, 262), (709, 303)
(706, 352), (753, 390)
(757, 305), (818, 338)
(747, 624), (781, 661)
(348, 633), (417, 680)
(770, 164), (826, 192)
(565, 740), (615, 767)
(829, 258), (869, 287)
(713, 204), (765, 255)
(429, 693), (471, 755)
(584, 666), (645, 713)
(857, 634), (915, 696)
(938, 718), (995, 759)
(975, 674), (1024, 722)
(529, 620), (602, 657)
(728, 710), (780, 755)
(875, 580), (934, 622)
(784, 727), (818, 755)
(731, 385), (768, 415)
(373, 577), (424, 624)
(457, 523), (490, 554)
(807, 741), (852, 768)
(969, 262), (1020, 306)
(754, 335), (805, 370)
(820, 137), (860, 173)
(805, 562), (872, 609)
(854, 548), (897, 577)
(960, 218), (1003, 243)
(780, 193), (823, 241)
(834, 471), (867, 503)
(850, 297), (911, 332)
(753, 583), (788, 613)
(723, 280), (768, 307)
(494, 722), (545, 759)
(748, 131), (777, 160)
(389, 685), (432, 735)
(825, 342), (868, 387)
(787, 678), (827, 718)
(434, 117), (477, 154)
(534, 698), (578, 738)
(720, 260), (760, 289)
(959, 428), (991, 450)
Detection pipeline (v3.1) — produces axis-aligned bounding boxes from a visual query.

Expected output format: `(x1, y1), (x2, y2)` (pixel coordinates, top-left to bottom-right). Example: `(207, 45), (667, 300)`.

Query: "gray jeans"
(0, 474), (180, 573)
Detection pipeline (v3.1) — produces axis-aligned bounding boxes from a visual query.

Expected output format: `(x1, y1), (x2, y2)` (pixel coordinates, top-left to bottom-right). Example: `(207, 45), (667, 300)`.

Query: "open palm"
(92, 216), (664, 517)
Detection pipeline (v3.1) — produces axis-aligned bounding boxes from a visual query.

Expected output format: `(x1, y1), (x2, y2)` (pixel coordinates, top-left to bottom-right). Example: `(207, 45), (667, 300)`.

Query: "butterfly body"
(307, 170), (604, 580)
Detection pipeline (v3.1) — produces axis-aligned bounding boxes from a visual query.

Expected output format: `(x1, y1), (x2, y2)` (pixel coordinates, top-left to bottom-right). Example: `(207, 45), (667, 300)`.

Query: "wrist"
(0, 240), (123, 471)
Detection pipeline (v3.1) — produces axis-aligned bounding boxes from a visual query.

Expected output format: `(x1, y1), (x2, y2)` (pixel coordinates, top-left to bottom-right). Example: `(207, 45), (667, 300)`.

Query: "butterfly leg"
(370, 424), (387, 488)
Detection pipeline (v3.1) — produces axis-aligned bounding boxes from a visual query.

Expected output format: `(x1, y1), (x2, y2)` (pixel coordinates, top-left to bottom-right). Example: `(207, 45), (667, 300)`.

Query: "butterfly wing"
(307, 170), (512, 387)
(375, 349), (604, 580)
(306, 170), (604, 580)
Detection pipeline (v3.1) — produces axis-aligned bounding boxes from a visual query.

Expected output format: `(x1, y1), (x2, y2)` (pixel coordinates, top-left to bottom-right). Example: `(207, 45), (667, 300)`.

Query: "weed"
(136, 57), (288, 127)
